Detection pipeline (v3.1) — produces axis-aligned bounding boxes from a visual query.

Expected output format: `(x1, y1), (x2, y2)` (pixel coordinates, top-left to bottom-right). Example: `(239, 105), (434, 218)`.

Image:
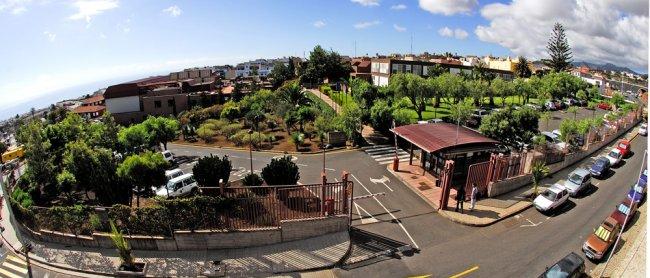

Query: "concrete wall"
(17, 216), (349, 251)
(105, 96), (140, 114)
(487, 118), (642, 197)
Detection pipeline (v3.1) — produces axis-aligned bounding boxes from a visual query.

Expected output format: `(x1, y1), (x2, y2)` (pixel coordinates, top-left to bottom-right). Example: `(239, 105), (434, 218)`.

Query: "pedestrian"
(470, 183), (478, 211)
(455, 185), (466, 213)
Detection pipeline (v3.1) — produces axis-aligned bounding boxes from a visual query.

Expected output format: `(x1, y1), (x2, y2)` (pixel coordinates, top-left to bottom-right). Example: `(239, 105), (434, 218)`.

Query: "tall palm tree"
(280, 82), (311, 107)
(531, 161), (550, 197)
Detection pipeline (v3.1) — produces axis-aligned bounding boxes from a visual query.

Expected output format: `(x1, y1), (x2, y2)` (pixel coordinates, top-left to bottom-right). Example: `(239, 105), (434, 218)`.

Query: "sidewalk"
(1, 186), (350, 277)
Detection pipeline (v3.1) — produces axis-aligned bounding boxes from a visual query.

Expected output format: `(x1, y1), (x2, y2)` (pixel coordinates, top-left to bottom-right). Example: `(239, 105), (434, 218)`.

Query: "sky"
(0, 0), (648, 119)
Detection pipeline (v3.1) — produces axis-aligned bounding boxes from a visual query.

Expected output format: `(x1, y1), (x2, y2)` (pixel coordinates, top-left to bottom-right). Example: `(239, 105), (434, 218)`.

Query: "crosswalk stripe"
(369, 151), (408, 158)
(375, 155), (410, 162)
(364, 148), (398, 154)
(5, 256), (26, 267)
(379, 159), (409, 165)
(0, 267), (23, 278)
(2, 261), (27, 274)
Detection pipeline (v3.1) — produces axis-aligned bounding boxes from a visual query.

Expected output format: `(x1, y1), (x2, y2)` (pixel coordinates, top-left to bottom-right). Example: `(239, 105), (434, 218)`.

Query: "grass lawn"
(329, 91), (358, 109)
(403, 97), (542, 121)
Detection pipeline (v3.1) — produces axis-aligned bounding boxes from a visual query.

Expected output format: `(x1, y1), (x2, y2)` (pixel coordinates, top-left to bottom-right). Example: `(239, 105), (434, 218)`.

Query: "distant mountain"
(572, 61), (640, 75)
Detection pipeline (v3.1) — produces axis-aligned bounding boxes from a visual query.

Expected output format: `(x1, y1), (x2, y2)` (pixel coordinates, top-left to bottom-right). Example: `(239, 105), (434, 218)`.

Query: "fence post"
(341, 171), (351, 226)
(486, 153), (496, 183)
(321, 173), (327, 216)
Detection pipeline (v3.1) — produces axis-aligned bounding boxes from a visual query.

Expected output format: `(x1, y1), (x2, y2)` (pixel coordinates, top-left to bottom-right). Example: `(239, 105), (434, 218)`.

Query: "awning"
(391, 123), (499, 153)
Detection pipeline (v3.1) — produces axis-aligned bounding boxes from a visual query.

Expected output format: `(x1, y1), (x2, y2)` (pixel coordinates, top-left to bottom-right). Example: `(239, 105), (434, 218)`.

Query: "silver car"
(564, 168), (591, 197)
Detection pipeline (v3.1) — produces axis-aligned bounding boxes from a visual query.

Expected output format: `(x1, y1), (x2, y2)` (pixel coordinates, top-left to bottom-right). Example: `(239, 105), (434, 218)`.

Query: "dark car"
(590, 157), (610, 178)
(610, 198), (638, 227)
(539, 252), (585, 278)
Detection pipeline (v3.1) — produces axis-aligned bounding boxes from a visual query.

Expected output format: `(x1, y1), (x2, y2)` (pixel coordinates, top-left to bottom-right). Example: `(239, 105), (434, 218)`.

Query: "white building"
(234, 58), (291, 78)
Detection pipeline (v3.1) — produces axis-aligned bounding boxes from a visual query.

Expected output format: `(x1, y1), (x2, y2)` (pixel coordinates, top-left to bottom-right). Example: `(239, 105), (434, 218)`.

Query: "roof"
(82, 94), (104, 104)
(391, 123), (499, 153)
(221, 85), (234, 94)
(169, 173), (194, 183)
(73, 105), (105, 114)
(127, 75), (170, 85)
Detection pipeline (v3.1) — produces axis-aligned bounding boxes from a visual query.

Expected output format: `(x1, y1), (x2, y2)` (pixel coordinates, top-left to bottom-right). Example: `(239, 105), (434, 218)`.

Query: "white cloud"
(11, 6), (26, 14)
(419, 0), (477, 15)
(0, 0), (31, 15)
(354, 20), (380, 29)
(68, 0), (119, 23)
(438, 27), (469, 39)
(99, 32), (107, 39)
(351, 0), (379, 7)
(390, 4), (406, 10)
(393, 24), (406, 32)
(475, 0), (649, 70)
(43, 31), (56, 42)
(162, 5), (181, 17)
(313, 20), (326, 28)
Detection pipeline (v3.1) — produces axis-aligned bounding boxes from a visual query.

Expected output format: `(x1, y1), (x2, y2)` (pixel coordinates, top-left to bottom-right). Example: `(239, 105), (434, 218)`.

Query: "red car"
(610, 198), (637, 227)
(597, 102), (612, 110)
(616, 140), (631, 158)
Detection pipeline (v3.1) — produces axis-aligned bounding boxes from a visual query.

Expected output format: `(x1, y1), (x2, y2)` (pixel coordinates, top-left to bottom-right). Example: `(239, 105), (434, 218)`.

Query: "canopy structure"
(391, 123), (499, 154)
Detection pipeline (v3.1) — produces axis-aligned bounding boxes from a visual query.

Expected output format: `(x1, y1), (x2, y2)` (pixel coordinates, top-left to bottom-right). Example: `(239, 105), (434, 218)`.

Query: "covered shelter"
(391, 123), (501, 185)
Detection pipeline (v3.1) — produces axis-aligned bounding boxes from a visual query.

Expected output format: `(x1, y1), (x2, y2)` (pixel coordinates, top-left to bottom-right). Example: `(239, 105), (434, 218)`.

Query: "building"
(350, 57), (372, 82)
(482, 56), (519, 72)
(571, 69), (605, 94)
(369, 57), (513, 86)
(170, 68), (213, 81)
(72, 94), (106, 119)
(234, 58), (291, 78)
(460, 56), (481, 67)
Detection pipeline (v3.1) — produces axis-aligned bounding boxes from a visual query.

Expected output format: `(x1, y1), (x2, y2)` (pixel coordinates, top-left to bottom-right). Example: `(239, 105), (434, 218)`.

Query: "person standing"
(455, 185), (466, 213)
(470, 183), (478, 211)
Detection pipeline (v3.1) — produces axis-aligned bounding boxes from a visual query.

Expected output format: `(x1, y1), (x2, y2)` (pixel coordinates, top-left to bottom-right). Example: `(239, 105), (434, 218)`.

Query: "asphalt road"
(540, 106), (608, 133)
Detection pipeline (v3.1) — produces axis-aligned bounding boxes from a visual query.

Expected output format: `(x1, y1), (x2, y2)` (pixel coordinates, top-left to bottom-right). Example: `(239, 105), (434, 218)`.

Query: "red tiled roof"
(73, 105), (105, 114)
(357, 60), (371, 68)
(392, 123), (499, 153)
(82, 94), (104, 104)
(221, 85), (234, 94)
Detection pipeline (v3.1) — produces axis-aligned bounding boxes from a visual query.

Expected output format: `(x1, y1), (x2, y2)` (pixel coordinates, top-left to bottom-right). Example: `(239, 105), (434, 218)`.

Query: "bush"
(192, 154), (232, 186)
(261, 156), (300, 185)
(221, 123), (243, 138)
(196, 125), (216, 142)
(11, 187), (33, 208)
(36, 205), (94, 235)
(229, 130), (268, 146)
(204, 119), (228, 132)
(220, 102), (240, 121)
(243, 173), (264, 187)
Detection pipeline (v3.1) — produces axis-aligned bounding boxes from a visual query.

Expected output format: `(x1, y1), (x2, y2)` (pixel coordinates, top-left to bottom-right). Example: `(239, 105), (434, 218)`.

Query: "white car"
(165, 169), (184, 181)
(606, 148), (623, 166)
(161, 150), (175, 164)
(534, 184), (569, 212)
(563, 168), (591, 197)
(156, 173), (198, 198)
(639, 123), (647, 136)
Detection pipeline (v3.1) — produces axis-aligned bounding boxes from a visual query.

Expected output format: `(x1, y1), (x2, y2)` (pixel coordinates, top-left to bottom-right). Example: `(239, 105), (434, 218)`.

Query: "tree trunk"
(489, 95), (495, 106)
(416, 108), (423, 121)
(434, 96), (441, 108)
(163, 142), (167, 150)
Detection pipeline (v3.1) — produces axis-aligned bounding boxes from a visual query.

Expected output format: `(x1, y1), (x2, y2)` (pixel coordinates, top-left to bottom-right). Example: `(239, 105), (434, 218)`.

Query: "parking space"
(539, 106), (609, 132)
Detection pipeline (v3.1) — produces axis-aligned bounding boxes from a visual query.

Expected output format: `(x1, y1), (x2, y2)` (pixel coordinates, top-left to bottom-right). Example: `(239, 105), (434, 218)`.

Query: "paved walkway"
(0, 183), (350, 277)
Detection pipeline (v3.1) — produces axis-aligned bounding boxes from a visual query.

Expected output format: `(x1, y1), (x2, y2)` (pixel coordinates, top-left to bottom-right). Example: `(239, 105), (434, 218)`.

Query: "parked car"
(582, 217), (621, 261)
(165, 168), (184, 181)
(417, 118), (443, 124)
(610, 198), (638, 227)
(161, 150), (175, 164)
(563, 168), (591, 197)
(605, 148), (623, 166)
(589, 157), (611, 178)
(544, 101), (558, 111)
(555, 100), (567, 109)
(576, 99), (588, 106)
(467, 109), (491, 127)
(540, 131), (568, 150)
(563, 98), (578, 106)
(156, 173), (198, 198)
(552, 129), (561, 137)
(639, 123), (647, 136)
(539, 252), (585, 278)
(627, 183), (646, 204)
(597, 102), (612, 110)
(525, 103), (541, 111)
(616, 140), (631, 158)
(533, 184), (569, 212)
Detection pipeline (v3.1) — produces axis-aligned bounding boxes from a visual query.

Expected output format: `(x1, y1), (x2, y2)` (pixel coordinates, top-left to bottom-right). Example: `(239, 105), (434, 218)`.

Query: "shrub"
(204, 119), (228, 132)
(196, 125), (216, 142)
(290, 132), (304, 151)
(229, 130), (269, 146)
(243, 173), (264, 187)
(11, 187), (33, 208)
(192, 154), (232, 186)
(36, 205), (94, 235)
(220, 102), (240, 121)
(261, 156), (300, 185)
(221, 123), (243, 138)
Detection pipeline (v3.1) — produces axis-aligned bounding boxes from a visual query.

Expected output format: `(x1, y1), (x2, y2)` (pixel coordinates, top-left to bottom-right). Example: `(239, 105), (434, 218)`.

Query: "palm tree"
(531, 162), (550, 197)
(514, 56), (532, 78)
(280, 82), (311, 107)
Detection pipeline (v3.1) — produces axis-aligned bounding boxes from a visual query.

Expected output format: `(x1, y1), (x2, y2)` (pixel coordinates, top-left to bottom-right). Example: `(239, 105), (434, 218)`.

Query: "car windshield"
(594, 159), (608, 167)
(617, 204), (630, 215)
(569, 173), (583, 184)
(595, 226), (612, 241)
(543, 264), (569, 278)
(541, 190), (557, 200)
(608, 151), (620, 159)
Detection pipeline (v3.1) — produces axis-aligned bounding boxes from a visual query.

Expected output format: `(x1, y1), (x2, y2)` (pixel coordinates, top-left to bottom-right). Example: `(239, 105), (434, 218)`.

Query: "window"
(405, 65), (412, 73)
(379, 63), (389, 74)
(413, 65), (422, 75)
(154, 100), (161, 108)
(392, 64), (399, 74)
(167, 99), (175, 107)
(371, 62), (380, 73)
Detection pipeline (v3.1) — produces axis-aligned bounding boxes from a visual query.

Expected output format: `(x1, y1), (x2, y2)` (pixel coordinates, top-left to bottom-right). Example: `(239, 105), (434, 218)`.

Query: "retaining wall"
(487, 118), (642, 197)
(17, 215), (349, 251)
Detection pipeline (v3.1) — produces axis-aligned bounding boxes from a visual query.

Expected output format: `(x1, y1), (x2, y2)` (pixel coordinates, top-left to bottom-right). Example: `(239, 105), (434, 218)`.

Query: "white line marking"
(374, 154), (410, 161)
(354, 203), (379, 224)
(352, 174), (419, 249)
(520, 218), (542, 227)
(297, 163), (308, 167)
(379, 159), (409, 165)
(325, 168), (336, 171)
(370, 176), (393, 192)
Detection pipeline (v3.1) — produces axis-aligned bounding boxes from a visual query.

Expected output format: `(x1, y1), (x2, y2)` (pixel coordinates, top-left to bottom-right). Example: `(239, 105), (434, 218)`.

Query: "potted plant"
(111, 221), (147, 277)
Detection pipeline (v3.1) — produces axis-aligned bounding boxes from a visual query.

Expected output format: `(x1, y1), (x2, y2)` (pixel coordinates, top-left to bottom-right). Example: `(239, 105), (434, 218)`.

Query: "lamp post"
(248, 129), (254, 175)
(22, 243), (33, 278)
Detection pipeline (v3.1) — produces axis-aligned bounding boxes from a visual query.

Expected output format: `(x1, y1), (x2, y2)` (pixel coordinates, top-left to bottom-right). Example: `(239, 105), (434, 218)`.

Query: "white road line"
(297, 163), (308, 167)
(379, 159), (409, 165)
(374, 154), (410, 161)
(354, 203), (379, 224)
(325, 168), (336, 171)
(0, 268), (22, 278)
(351, 174), (420, 249)
(370, 176), (393, 192)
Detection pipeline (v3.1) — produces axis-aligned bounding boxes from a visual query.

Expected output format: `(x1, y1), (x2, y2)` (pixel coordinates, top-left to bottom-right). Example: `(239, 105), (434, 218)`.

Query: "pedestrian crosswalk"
(0, 255), (28, 278)
(361, 145), (411, 165)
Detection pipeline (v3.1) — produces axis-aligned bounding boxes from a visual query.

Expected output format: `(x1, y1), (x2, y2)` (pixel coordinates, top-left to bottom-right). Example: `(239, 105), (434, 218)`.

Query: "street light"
(21, 243), (33, 278)
(248, 129), (254, 175)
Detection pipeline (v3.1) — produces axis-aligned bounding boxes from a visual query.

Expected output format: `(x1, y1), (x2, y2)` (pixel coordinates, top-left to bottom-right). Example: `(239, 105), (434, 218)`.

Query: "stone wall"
(18, 215), (349, 251)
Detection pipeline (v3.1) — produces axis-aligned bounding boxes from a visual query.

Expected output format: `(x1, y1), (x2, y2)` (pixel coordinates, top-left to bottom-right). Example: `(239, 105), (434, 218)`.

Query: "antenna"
(410, 35), (413, 55)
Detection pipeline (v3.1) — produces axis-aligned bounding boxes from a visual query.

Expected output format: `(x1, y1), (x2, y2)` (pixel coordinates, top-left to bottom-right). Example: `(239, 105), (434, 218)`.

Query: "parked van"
(165, 169), (184, 181)
(156, 173), (198, 198)
(161, 150), (175, 164)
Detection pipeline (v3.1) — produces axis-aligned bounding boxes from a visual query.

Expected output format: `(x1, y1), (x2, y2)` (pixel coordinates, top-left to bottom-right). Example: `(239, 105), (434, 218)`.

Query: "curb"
(385, 166), (440, 211)
(169, 141), (359, 156)
(437, 202), (533, 227)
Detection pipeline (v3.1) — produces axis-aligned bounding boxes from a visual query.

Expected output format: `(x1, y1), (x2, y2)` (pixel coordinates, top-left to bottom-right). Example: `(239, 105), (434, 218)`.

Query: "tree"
(567, 106), (579, 120)
(559, 119), (577, 149)
(242, 173), (264, 187)
(143, 116), (180, 150)
(56, 170), (78, 205)
(448, 100), (475, 125)
(290, 132), (305, 151)
(117, 151), (169, 207)
(279, 81), (311, 107)
(98, 112), (120, 150)
(109, 221), (135, 271)
(514, 56), (532, 78)
(370, 100), (394, 134)
(544, 22), (573, 72)
(63, 141), (99, 198)
(479, 107), (540, 149)
(531, 162), (550, 197)
(349, 78), (376, 109)
(261, 156), (300, 185)
(513, 78), (532, 105)
(576, 89), (588, 103)
(192, 154), (232, 187)
(466, 79), (489, 107)
(436, 72), (466, 104)
(17, 120), (56, 191)
(610, 92), (626, 109)
(388, 73), (429, 120)
(340, 106), (364, 146)
(300, 45), (351, 84)
(269, 61), (295, 89)
(118, 124), (149, 152)
(490, 77), (514, 107)
(540, 112), (552, 131)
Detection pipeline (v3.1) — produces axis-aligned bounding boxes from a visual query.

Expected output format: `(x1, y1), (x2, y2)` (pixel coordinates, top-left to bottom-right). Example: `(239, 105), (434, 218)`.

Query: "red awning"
(391, 123), (499, 153)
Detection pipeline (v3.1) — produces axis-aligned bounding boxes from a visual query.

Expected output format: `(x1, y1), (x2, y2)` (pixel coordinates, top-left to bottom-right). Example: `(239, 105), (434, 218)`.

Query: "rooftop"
(391, 123), (499, 153)
(73, 105), (105, 114)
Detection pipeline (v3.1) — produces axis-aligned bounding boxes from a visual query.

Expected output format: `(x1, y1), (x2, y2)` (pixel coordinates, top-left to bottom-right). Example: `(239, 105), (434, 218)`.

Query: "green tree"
(118, 124), (149, 152)
(296, 107), (316, 133)
(448, 100), (475, 125)
(610, 92), (626, 109)
(576, 89), (588, 103)
(109, 221), (135, 270)
(290, 132), (305, 151)
(559, 119), (577, 148)
(388, 73), (429, 120)
(567, 106), (579, 120)
(540, 111), (552, 130)
(514, 56), (532, 78)
(242, 173), (264, 187)
(349, 78), (376, 109)
(279, 81), (311, 107)
(192, 154), (232, 187)
(56, 170), (78, 205)
(117, 151), (169, 207)
(63, 141), (98, 198)
(17, 120), (56, 191)
(99, 112), (121, 150)
(544, 22), (573, 72)
(479, 107), (539, 149)
(466, 79), (489, 107)
(513, 78), (532, 105)
(436, 72), (466, 104)
(261, 156), (300, 185)
(340, 106), (364, 146)
(531, 162), (550, 197)
(370, 99), (394, 134)
(490, 77), (514, 107)
(143, 116), (180, 150)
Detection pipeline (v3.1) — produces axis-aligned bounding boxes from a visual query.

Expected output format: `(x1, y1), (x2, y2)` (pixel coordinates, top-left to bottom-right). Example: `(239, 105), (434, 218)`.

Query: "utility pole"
(248, 129), (254, 175)
(410, 35), (413, 55)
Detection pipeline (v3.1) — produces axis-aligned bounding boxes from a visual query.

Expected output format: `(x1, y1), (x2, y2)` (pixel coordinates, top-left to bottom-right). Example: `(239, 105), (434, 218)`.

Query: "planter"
(116, 262), (147, 277)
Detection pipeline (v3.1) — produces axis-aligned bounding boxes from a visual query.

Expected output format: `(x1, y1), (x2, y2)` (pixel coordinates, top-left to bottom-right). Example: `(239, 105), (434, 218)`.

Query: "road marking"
(297, 163), (308, 167)
(520, 218), (542, 227)
(408, 275), (431, 278)
(351, 174), (420, 249)
(370, 176), (393, 192)
(0, 268), (22, 278)
(449, 266), (479, 278)
(5, 256), (25, 266)
(325, 167), (336, 171)
(354, 203), (379, 224)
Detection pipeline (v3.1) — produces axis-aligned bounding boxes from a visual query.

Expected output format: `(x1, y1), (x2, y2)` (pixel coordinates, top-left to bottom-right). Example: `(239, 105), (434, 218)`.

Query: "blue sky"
(0, 0), (647, 119)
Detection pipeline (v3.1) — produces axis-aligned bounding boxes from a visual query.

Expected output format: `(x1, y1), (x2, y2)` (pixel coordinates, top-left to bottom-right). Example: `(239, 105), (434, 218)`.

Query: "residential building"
(170, 68), (212, 81)
(482, 56), (519, 72)
(572, 69), (605, 93)
(234, 58), (291, 78)
(460, 56), (481, 67)
(350, 57), (372, 82)
(72, 94), (106, 119)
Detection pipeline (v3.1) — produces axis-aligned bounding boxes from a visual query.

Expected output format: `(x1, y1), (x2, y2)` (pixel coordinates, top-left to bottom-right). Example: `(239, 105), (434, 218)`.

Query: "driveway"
(539, 106), (608, 133)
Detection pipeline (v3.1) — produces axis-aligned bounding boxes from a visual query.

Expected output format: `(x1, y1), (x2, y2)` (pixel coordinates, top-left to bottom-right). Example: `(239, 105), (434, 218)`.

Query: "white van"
(161, 150), (175, 164)
(156, 173), (198, 198)
(165, 169), (184, 181)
